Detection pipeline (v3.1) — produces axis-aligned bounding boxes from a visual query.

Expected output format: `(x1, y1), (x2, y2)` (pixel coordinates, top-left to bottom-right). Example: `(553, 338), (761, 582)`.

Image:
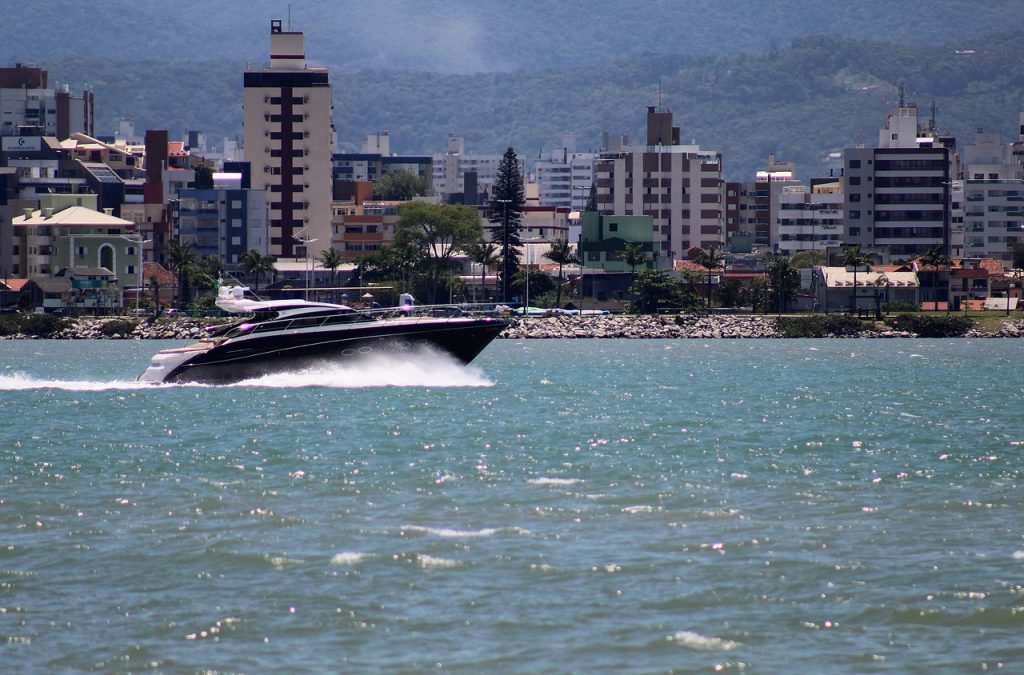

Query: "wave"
(0, 373), (162, 391)
(0, 347), (493, 390)
(330, 552), (373, 565)
(415, 554), (463, 569)
(528, 477), (582, 486)
(231, 349), (493, 388)
(670, 630), (742, 651)
(402, 525), (530, 538)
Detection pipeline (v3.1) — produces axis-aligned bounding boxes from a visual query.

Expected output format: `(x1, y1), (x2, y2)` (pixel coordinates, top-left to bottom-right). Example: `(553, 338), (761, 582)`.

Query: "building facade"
(243, 20), (334, 259)
(595, 107), (725, 263)
(843, 104), (957, 259)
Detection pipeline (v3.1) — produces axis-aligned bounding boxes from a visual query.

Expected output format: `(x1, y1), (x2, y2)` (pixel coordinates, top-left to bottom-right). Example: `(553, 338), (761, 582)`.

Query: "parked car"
(131, 308), (154, 317)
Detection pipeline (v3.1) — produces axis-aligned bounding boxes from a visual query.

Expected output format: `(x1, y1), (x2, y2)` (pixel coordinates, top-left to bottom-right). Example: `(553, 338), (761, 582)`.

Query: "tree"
(768, 254), (799, 314)
(467, 241), (501, 302)
(629, 269), (684, 314)
(193, 164), (214, 190)
(149, 274), (160, 312)
(396, 202), (483, 303)
(488, 147), (525, 302)
(919, 246), (951, 311)
(695, 247), (724, 309)
(240, 249), (277, 293)
(166, 239), (198, 308)
(841, 246), (871, 313)
(585, 183), (597, 212)
(1012, 243), (1024, 271)
(544, 239), (578, 308)
(319, 247), (344, 293)
(373, 171), (431, 200)
(790, 249), (826, 269)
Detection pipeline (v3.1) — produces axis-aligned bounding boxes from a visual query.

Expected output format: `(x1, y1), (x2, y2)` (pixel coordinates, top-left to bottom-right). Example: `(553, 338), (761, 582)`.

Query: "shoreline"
(3, 313), (1023, 340)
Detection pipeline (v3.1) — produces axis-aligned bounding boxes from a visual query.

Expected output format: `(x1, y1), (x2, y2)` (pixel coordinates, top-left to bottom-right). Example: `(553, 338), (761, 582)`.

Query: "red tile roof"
(142, 262), (176, 285)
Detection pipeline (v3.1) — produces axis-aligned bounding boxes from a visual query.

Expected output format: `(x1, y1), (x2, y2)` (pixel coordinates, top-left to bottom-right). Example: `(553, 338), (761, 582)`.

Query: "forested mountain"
(41, 32), (1024, 181)
(4, 0), (1022, 73)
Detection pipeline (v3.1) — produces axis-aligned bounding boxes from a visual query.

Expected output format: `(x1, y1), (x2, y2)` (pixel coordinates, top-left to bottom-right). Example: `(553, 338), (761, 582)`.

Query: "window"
(848, 177), (861, 185)
(849, 160), (861, 169)
(608, 222), (618, 232)
(849, 210), (861, 219)
(850, 194), (861, 202)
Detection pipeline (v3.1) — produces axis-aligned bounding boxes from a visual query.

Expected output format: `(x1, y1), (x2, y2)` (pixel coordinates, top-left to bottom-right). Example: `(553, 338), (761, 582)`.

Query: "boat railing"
(219, 303), (511, 338)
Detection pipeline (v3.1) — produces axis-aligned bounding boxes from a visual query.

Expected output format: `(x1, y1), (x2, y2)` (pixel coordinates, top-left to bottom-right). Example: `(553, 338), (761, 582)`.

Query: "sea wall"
(3, 314), (1023, 339)
(498, 314), (1024, 339)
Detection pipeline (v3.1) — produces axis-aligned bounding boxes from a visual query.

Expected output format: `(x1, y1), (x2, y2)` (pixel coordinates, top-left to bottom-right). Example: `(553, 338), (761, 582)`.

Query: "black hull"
(157, 318), (505, 384)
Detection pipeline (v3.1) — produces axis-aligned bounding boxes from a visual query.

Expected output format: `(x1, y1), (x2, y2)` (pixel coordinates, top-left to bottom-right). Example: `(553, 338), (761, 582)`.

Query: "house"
(814, 266), (920, 313)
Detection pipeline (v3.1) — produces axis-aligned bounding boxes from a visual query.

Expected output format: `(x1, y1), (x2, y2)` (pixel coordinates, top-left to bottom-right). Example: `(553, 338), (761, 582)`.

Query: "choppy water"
(1, 338), (1022, 672)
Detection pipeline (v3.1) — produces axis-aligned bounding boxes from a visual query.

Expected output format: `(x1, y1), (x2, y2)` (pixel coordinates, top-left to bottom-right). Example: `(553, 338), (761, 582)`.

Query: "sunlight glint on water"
(1, 338), (1022, 672)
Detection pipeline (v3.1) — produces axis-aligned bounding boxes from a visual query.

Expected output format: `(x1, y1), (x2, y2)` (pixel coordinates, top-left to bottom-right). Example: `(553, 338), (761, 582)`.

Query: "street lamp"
(1007, 268), (1020, 317)
(293, 234), (318, 300)
(495, 198), (511, 303)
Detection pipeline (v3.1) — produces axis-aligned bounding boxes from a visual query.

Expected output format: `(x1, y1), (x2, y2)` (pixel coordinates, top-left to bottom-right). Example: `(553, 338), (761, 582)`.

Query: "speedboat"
(137, 286), (508, 384)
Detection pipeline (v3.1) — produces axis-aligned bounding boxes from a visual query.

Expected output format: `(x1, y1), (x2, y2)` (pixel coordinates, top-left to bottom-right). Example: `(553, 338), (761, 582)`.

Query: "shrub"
(18, 313), (68, 337)
(881, 300), (918, 313)
(776, 314), (867, 337)
(889, 313), (974, 337)
(0, 314), (20, 336)
(100, 319), (138, 337)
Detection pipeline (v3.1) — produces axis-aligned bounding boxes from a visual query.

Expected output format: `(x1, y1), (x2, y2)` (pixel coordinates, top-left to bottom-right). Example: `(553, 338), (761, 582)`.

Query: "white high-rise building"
(536, 133), (597, 212)
(243, 20), (334, 258)
(432, 133), (504, 202)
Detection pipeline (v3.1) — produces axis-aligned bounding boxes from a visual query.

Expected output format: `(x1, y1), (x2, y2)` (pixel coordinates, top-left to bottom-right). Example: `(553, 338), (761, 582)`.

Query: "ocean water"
(1, 338), (1022, 672)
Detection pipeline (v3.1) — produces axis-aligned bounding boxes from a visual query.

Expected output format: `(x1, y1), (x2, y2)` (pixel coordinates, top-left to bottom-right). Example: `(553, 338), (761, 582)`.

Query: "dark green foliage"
(0, 314), (20, 336)
(373, 171), (431, 200)
(629, 270), (690, 314)
(776, 314), (867, 338)
(889, 314), (974, 337)
(193, 165), (214, 190)
(100, 319), (138, 337)
(510, 269), (554, 302)
(881, 300), (919, 313)
(18, 313), (68, 337)
(489, 148), (525, 301)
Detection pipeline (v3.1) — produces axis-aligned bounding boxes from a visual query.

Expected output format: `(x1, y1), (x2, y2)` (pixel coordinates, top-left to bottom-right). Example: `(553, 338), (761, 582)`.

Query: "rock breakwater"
(499, 314), (781, 339)
(4, 314), (1024, 340)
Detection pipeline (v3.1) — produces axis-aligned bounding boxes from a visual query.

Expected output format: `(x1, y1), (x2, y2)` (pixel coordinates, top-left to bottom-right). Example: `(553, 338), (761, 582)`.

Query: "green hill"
(44, 33), (1024, 181)
(5, 0), (1022, 73)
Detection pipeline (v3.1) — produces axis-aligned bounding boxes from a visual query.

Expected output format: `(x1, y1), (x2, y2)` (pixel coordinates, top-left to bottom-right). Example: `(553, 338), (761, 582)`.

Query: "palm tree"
(919, 246), (951, 312)
(166, 239), (197, 309)
(841, 246), (871, 313)
(695, 247), (725, 310)
(768, 254), (799, 314)
(319, 247), (344, 299)
(468, 242), (501, 303)
(544, 239), (578, 308)
(241, 249), (277, 293)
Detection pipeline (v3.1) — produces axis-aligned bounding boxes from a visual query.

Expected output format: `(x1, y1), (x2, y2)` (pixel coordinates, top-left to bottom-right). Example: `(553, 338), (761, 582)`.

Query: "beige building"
(595, 106), (725, 263)
(244, 20), (334, 259)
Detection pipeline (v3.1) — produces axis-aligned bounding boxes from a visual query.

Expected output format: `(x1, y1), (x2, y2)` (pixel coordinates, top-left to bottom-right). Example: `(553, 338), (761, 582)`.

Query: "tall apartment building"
(959, 121), (1024, 263)
(844, 103), (957, 259)
(172, 177), (268, 266)
(776, 180), (844, 256)
(0, 63), (93, 139)
(535, 133), (597, 212)
(243, 20), (334, 258)
(332, 133), (432, 188)
(432, 133), (505, 203)
(595, 106), (725, 261)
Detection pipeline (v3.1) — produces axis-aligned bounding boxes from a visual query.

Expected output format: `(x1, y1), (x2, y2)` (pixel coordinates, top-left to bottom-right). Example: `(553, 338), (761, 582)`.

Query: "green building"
(579, 212), (660, 271)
